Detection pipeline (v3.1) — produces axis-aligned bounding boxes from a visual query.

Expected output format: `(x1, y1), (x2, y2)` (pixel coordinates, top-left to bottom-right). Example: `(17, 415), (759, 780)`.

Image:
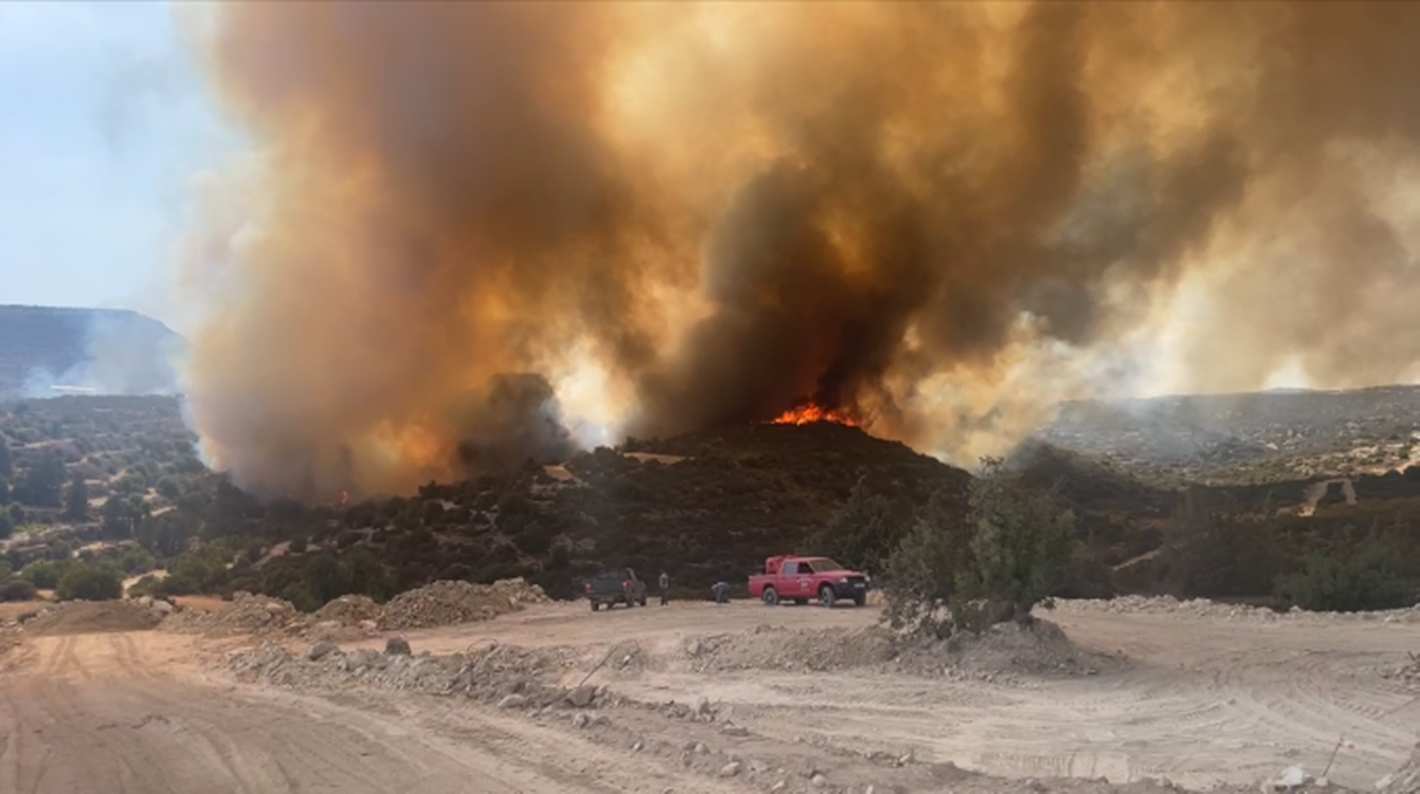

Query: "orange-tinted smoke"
(176, 1), (1420, 498)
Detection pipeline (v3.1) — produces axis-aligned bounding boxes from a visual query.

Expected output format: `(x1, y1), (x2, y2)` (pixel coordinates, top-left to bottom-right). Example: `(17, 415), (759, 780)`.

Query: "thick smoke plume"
(175, 1), (1420, 499)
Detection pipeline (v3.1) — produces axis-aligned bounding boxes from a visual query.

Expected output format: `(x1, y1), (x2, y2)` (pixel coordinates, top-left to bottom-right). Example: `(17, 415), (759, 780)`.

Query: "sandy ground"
(0, 630), (745, 794)
(1, 599), (1417, 793)
(334, 600), (1420, 791)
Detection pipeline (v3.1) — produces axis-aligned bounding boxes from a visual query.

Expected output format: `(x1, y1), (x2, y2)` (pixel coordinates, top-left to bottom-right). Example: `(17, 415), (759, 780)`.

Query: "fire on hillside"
(769, 403), (860, 427)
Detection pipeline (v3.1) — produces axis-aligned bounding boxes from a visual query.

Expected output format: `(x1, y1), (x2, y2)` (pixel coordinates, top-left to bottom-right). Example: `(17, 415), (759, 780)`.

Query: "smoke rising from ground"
(174, 1), (1420, 499)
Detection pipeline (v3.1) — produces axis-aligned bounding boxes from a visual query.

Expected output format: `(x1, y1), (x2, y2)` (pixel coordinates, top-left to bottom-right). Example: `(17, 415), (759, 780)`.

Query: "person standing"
(658, 571), (670, 606)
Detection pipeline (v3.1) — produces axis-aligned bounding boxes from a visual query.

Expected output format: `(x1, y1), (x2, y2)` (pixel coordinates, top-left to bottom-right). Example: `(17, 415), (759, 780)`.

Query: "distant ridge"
(0, 304), (185, 399)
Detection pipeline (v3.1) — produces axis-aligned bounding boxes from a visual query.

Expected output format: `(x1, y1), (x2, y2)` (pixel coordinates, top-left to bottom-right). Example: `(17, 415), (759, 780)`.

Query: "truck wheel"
(852, 594), (866, 607)
(591, 601), (600, 612)
(761, 587), (779, 606)
(639, 594), (648, 607)
(818, 585), (836, 608)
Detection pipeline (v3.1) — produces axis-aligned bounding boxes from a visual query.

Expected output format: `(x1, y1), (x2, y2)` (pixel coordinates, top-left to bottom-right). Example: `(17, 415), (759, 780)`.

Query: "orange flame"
(769, 403), (859, 426)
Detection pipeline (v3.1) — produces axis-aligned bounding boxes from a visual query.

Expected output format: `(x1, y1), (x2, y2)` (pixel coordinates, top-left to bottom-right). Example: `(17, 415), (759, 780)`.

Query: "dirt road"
(0, 630), (738, 794)
(2, 599), (1416, 793)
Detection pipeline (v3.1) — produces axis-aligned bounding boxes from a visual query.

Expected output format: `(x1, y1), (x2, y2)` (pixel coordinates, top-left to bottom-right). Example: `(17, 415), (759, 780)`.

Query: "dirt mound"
(227, 638), (588, 709)
(313, 594), (382, 625)
(679, 626), (895, 674)
(22, 600), (165, 636)
(163, 591), (310, 637)
(1059, 595), (1420, 624)
(376, 578), (549, 630)
(893, 619), (1116, 681)
(1378, 743), (1420, 793)
(672, 619), (1108, 682)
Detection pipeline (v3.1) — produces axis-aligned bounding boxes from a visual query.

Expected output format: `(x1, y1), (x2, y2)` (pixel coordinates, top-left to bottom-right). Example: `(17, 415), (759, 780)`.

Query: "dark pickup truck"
(585, 568), (648, 611)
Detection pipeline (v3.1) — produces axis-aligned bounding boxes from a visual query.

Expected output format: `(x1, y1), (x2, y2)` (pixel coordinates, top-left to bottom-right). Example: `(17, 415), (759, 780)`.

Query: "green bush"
(156, 477), (182, 500)
(21, 559), (69, 589)
(882, 458), (1082, 638)
(56, 565), (122, 601)
(0, 579), (37, 602)
(1277, 545), (1414, 612)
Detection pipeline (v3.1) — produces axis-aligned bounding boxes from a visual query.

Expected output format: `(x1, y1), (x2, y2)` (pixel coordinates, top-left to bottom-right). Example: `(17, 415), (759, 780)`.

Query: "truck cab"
(747, 555), (869, 607)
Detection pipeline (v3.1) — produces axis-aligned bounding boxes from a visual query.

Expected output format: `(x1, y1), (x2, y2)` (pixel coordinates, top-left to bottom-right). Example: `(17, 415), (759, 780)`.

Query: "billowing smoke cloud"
(174, 1), (1420, 499)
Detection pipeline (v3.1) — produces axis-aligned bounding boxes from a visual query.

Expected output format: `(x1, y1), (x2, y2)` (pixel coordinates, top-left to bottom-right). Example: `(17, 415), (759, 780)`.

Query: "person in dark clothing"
(658, 571), (670, 606)
(712, 581), (730, 604)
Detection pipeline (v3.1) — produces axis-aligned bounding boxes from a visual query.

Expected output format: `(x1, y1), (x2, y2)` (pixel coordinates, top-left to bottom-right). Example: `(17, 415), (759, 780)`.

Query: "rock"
(567, 685), (597, 708)
(721, 725), (750, 737)
(865, 787), (876, 794)
(497, 694), (527, 709)
(694, 743), (708, 755)
(811, 773), (829, 788)
(687, 640), (701, 657)
(694, 696), (713, 716)
(137, 596), (153, 608)
(718, 762), (742, 778)
(771, 783), (787, 792)
(572, 713), (590, 728)
(305, 641), (339, 661)
(1272, 765), (1310, 790)
(632, 741), (643, 752)
(385, 636), (412, 656)
(151, 600), (174, 615)
(749, 760), (770, 773)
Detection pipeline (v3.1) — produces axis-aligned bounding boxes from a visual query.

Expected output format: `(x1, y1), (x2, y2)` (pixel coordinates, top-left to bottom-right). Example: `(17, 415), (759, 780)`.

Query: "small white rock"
(719, 761), (742, 778)
(811, 773), (829, 788)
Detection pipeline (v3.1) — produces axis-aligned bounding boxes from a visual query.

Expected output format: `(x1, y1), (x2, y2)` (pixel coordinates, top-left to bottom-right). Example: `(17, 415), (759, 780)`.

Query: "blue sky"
(0, 2), (231, 328)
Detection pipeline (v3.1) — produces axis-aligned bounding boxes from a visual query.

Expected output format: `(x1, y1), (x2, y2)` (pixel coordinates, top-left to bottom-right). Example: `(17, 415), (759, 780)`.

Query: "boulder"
(306, 641), (339, 661)
(385, 636), (412, 656)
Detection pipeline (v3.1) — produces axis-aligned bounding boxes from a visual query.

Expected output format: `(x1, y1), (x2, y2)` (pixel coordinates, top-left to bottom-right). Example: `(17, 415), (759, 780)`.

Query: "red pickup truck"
(747, 555), (870, 608)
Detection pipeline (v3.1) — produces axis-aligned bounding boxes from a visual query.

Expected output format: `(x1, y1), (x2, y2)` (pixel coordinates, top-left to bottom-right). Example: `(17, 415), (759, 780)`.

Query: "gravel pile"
(376, 578), (549, 630)
(680, 626), (895, 674)
(22, 599), (168, 636)
(674, 620), (1112, 683)
(164, 591), (311, 637)
(1057, 595), (1420, 624)
(313, 594), (382, 625)
(227, 637), (589, 709)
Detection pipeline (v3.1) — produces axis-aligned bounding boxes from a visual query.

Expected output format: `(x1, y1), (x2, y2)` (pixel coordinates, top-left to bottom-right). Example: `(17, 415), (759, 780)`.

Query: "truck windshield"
(806, 558), (844, 571)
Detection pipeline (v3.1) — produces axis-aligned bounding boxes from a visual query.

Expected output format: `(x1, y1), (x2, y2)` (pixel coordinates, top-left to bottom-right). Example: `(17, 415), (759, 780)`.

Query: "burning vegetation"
(770, 403), (861, 427)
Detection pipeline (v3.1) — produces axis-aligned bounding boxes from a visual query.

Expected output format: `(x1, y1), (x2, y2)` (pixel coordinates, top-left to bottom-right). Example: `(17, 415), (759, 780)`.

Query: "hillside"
(0, 305), (184, 399)
(1035, 385), (1420, 486)
(4, 386), (1420, 612)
